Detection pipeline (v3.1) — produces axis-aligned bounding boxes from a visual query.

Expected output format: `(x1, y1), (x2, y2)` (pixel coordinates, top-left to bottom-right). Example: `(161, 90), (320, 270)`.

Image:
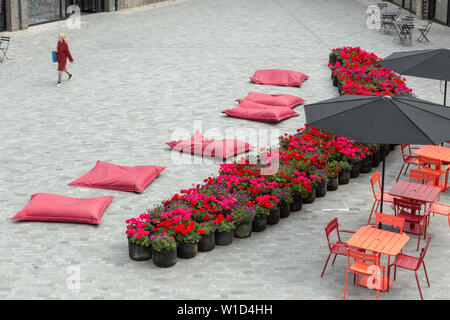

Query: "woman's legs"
(57, 70), (72, 84)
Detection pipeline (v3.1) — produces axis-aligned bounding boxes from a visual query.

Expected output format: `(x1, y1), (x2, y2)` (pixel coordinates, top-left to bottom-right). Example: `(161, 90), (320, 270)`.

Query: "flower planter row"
(328, 46), (413, 97)
(126, 147), (389, 268)
(125, 47), (406, 268)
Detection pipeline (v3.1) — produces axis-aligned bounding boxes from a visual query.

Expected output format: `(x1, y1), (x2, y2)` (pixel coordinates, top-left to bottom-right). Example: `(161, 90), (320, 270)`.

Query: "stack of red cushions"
(236, 92), (305, 108)
(223, 92), (305, 123)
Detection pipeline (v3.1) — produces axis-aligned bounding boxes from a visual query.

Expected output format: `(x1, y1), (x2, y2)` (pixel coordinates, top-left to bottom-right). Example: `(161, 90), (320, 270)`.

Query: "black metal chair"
(0, 36), (10, 63)
(382, 7), (401, 34)
(377, 2), (388, 11)
(399, 24), (415, 46)
(402, 15), (415, 22)
(417, 20), (432, 43)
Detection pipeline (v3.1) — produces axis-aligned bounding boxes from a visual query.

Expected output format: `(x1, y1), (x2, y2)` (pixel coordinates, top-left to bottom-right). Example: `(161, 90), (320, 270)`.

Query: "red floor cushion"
(236, 92), (306, 108)
(69, 161), (166, 193)
(223, 104), (299, 123)
(202, 139), (254, 159)
(167, 131), (254, 159)
(11, 193), (114, 224)
(250, 69), (309, 87)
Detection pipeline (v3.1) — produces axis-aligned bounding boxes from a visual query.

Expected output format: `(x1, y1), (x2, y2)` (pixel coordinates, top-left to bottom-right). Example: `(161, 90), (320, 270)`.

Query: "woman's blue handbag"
(52, 51), (57, 62)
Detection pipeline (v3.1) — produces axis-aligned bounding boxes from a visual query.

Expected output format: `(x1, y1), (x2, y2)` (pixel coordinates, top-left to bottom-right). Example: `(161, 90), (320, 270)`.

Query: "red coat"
(56, 40), (73, 71)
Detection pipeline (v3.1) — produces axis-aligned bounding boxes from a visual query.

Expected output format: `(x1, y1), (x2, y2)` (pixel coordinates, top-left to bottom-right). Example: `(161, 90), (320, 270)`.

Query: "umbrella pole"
(445, 81), (448, 106)
(378, 144), (386, 229)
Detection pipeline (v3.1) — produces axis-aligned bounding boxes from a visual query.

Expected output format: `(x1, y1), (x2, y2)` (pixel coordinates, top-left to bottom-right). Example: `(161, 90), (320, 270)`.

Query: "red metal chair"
(418, 156), (450, 192)
(371, 211), (405, 234)
(344, 248), (384, 300)
(393, 198), (430, 251)
(321, 218), (362, 278)
(388, 236), (431, 300)
(368, 171), (395, 224)
(396, 144), (419, 181)
(429, 203), (450, 227)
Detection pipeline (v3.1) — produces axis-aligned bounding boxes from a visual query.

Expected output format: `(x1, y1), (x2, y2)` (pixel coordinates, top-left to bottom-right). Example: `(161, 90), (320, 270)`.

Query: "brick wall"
(5, 0), (19, 31)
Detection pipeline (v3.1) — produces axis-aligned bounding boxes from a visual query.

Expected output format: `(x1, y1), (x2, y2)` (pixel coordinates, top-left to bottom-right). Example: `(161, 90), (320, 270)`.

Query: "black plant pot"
(152, 249), (177, 268)
(329, 53), (337, 64)
(338, 170), (350, 185)
(372, 148), (381, 167)
(198, 232), (216, 252)
(316, 181), (327, 198)
(267, 207), (281, 225)
(280, 202), (291, 218)
(327, 176), (339, 191)
(303, 187), (316, 204)
(350, 161), (362, 178)
(252, 215), (267, 232)
(234, 222), (252, 238)
(360, 154), (373, 173)
(215, 230), (234, 246)
(177, 242), (198, 259)
(389, 144), (395, 151)
(128, 240), (152, 261)
(332, 74), (338, 87)
(290, 195), (303, 212)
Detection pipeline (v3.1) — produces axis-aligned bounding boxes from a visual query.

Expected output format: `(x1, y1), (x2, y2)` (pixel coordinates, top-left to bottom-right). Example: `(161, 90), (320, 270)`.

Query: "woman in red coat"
(56, 33), (74, 86)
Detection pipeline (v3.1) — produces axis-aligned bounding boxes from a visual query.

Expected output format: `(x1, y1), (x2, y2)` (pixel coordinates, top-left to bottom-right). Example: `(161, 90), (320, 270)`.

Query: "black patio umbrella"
(378, 49), (450, 105)
(304, 94), (450, 215)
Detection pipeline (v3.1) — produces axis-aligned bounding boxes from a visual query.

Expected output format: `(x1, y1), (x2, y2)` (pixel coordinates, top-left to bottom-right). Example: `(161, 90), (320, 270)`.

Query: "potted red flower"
(338, 160), (352, 185)
(213, 213), (235, 245)
(197, 221), (217, 252)
(172, 220), (202, 259)
(125, 217), (152, 261)
(271, 187), (293, 218)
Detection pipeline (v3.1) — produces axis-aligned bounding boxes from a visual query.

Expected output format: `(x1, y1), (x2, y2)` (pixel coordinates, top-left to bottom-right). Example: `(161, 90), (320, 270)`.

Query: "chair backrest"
(370, 170), (381, 198)
(418, 155), (443, 171)
(347, 248), (381, 269)
(395, 7), (401, 18)
(377, 2), (388, 10)
(418, 236), (431, 266)
(403, 15), (415, 21)
(400, 144), (412, 160)
(0, 36), (9, 50)
(325, 218), (341, 250)
(375, 211), (405, 233)
(410, 169), (439, 186)
(425, 20), (432, 32)
(393, 197), (422, 217)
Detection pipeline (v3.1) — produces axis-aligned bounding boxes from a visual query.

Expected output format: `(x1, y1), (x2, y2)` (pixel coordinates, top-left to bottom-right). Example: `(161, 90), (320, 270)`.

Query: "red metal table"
(414, 145), (450, 163)
(389, 180), (441, 204)
(347, 225), (410, 291)
(389, 180), (440, 242)
(414, 145), (450, 191)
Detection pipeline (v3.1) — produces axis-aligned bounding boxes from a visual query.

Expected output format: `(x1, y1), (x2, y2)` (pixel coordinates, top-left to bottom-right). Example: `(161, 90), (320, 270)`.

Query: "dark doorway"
(67, 0), (104, 13)
(428, 0), (436, 20)
(428, 0), (449, 25)
(0, 0), (7, 31)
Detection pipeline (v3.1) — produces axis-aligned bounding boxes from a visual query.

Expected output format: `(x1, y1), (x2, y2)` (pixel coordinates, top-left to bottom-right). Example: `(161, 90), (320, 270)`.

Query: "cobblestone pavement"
(1, 0), (450, 300)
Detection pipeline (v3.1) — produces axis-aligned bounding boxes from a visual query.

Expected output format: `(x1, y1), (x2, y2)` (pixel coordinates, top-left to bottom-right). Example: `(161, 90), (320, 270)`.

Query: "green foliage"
(254, 205), (270, 218)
